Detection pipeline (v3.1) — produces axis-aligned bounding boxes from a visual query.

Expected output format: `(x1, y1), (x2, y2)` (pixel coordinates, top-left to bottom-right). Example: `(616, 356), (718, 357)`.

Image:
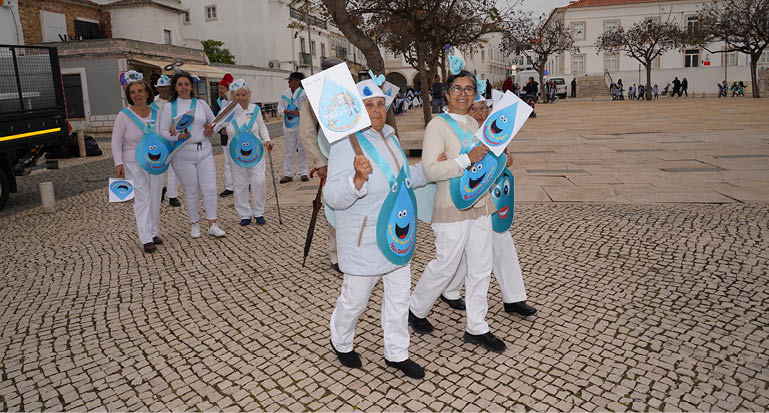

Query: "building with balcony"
(545, 0), (769, 96)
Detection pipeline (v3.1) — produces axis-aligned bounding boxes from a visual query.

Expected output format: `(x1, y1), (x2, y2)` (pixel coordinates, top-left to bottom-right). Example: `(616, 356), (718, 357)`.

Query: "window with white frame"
(300, 38), (306, 53)
(321, 43), (326, 58)
(604, 20), (619, 33)
(684, 49), (699, 67)
(760, 50), (769, 63)
(164, 29), (172, 44)
(725, 52), (737, 66)
(572, 54), (585, 72)
(182, 11), (190, 24)
(311, 41), (316, 56)
(571, 22), (586, 40)
(205, 5), (217, 21)
(686, 16), (699, 36)
(604, 53), (618, 70)
(481, 50), (485, 62)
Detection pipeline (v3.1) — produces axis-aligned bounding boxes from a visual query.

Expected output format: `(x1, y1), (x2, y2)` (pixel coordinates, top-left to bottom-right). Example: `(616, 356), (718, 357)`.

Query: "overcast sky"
(498, 0), (572, 16)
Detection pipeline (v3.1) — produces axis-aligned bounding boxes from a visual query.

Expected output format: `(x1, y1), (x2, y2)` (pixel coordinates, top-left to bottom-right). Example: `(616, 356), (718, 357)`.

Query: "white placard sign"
(301, 63), (370, 144)
(475, 91), (532, 156)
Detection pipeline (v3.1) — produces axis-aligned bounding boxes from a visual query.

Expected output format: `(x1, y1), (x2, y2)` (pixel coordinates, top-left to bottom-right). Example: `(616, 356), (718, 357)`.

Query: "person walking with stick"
(224, 79), (273, 226)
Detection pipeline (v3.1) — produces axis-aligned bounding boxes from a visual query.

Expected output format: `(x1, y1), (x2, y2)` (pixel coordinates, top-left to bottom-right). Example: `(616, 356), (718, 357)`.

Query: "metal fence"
(0, 46), (59, 115)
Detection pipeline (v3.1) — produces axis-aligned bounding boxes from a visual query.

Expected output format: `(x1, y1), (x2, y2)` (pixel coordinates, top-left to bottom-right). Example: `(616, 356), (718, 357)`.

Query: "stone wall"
(574, 74), (609, 98)
(19, 0), (111, 44)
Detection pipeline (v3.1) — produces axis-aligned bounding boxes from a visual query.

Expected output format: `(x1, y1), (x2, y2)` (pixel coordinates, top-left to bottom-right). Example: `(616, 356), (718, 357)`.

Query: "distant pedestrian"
(681, 78), (688, 97)
(278, 72), (309, 183)
(731, 82), (739, 97)
(738, 81), (745, 96)
(672, 77), (681, 97)
(617, 79), (624, 100)
(638, 84), (645, 100)
(571, 78), (577, 98)
(502, 76), (514, 93)
(431, 74), (444, 113)
(653, 84), (659, 99)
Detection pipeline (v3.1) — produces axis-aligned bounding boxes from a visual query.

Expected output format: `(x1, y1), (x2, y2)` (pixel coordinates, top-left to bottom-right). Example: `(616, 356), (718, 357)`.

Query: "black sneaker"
(161, 186), (167, 202)
(152, 236), (163, 245)
(504, 301), (537, 317)
(332, 263), (342, 274)
(331, 340), (361, 368)
(463, 331), (506, 353)
(300, 175), (310, 182)
(169, 197), (181, 207)
(219, 189), (233, 197)
(279, 176), (292, 184)
(440, 295), (466, 311)
(408, 310), (434, 334)
(385, 359), (425, 379)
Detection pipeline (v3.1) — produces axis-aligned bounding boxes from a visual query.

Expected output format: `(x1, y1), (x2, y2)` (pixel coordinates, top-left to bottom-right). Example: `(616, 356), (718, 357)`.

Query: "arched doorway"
(386, 72), (407, 91)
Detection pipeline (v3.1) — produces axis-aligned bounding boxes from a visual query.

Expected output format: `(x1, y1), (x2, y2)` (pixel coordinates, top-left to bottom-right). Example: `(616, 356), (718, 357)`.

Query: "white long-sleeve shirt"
(111, 108), (151, 166)
(224, 103), (270, 143)
(158, 97), (215, 144)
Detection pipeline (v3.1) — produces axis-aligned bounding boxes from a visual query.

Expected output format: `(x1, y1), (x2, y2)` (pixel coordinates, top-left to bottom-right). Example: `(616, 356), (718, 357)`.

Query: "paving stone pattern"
(1, 193), (768, 410)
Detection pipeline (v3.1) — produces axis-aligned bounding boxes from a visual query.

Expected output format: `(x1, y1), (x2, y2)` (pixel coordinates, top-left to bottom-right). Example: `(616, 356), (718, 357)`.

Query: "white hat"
(356, 79), (394, 108)
(156, 74), (171, 87)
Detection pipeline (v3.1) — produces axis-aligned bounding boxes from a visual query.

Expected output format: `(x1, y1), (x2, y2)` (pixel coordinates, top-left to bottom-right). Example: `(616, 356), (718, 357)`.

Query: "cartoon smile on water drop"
(460, 153), (497, 199)
(490, 169), (515, 232)
(147, 144), (161, 161)
(483, 102), (518, 146)
(240, 141), (253, 157)
(109, 180), (134, 200)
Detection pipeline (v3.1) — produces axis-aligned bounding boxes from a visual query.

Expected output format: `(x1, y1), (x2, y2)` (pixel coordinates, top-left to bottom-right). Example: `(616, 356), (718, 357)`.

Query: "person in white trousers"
(153, 75), (181, 208)
(409, 69), (506, 353)
(299, 57), (346, 272)
(325, 79), (428, 379)
(111, 76), (164, 253)
(278, 72), (309, 183)
(159, 72), (226, 239)
(225, 79), (273, 226)
(439, 97), (537, 317)
(216, 73), (234, 197)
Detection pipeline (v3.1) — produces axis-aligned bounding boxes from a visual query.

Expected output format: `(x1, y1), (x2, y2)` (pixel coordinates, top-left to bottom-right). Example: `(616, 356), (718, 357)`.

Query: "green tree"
(201, 39), (236, 64)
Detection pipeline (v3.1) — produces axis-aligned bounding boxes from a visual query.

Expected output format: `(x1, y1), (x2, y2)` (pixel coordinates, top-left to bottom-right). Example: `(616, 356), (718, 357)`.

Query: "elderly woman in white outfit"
(440, 95), (538, 317)
(159, 72), (226, 238)
(408, 68), (506, 353)
(224, 79), (273, 226)
(111, 75), (164, 253)
(325, 78), (428, 379)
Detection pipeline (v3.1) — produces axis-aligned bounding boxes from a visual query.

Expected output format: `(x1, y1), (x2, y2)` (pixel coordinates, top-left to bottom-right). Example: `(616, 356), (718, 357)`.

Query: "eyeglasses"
(450, 85), (476, 96)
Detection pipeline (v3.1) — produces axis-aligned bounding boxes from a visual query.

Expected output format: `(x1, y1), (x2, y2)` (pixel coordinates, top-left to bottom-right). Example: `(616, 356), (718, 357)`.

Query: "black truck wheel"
(0, 168), (8, 211)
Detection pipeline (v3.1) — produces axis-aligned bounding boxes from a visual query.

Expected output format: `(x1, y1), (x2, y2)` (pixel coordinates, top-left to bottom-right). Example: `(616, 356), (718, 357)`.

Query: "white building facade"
(546, 0), (769, 94)
(178, 0), (367, 76)
(0, 0), (24, 45)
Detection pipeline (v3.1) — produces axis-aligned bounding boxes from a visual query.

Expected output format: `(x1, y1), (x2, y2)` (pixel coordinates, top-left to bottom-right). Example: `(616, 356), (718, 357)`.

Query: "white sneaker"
(190, 223), (201, 238)
(208, 224), (226, 237)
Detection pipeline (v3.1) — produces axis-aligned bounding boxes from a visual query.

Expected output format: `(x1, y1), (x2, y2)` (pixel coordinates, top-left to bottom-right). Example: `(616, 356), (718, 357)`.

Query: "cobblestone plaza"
(1, 99), (768, 411)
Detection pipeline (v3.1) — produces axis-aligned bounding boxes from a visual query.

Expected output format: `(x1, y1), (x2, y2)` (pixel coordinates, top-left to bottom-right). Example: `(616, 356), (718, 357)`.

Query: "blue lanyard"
(232, 106), (260, 136)
(282, 88), (303, 105)
(121, 107), (156, 134)
(438, 113), (474, 153)
(355, 131), (410, 187)
(171, 97), (198, 119)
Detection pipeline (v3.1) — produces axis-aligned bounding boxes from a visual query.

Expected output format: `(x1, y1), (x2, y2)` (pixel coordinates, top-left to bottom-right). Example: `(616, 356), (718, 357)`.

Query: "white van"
(549, 77), (568, 99)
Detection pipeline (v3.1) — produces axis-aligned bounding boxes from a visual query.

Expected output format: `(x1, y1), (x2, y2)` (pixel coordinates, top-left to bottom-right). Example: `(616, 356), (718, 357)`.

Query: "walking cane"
(267, 149), (283, 224)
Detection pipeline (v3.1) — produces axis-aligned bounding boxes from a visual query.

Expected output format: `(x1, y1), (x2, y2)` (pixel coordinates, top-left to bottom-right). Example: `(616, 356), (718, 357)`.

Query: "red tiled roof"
(566, 0), (681, 8)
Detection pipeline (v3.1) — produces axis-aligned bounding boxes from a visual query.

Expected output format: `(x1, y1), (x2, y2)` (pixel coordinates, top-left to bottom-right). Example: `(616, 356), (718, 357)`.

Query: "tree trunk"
(538, 68), (545, 104)
(750, 54), (760, 98)
(321, 0), (397, 131)
(439, 49), (447, 82)
(645, 62), (653, 101)
(417, 42), (432, 126)
(321, 0), (385, 73)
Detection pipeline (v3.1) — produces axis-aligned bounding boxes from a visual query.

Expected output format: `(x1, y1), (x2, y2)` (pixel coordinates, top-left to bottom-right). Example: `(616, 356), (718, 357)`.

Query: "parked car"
(550, 77), (568, 99)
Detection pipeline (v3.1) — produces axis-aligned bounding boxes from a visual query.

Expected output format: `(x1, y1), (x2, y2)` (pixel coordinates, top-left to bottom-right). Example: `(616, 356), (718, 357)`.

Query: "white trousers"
(411, 215), (493, 335)
(330, 265), (411, 362)
(221, 144), (234, 191)
(166, 167), (180, 198)
(230, 157), (266, 219)
(124, 161), (164, 244)
(282, 129), (308, 177)
(172, 143), (218, 223)
(443, 230), (528, 304)
(327, 219), (338, 265)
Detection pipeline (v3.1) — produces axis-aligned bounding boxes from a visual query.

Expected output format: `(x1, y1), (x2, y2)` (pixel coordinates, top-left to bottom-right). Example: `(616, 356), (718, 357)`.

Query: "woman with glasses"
(409, 68), (506, 353)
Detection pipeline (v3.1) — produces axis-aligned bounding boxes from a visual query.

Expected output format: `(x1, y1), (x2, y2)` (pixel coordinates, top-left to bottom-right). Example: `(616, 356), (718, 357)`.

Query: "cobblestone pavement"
(1, 101), (769, 411)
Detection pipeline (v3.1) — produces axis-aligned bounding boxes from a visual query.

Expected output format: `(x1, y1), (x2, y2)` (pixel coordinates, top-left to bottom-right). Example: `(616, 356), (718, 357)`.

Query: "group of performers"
(111, 57), (536, 381)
